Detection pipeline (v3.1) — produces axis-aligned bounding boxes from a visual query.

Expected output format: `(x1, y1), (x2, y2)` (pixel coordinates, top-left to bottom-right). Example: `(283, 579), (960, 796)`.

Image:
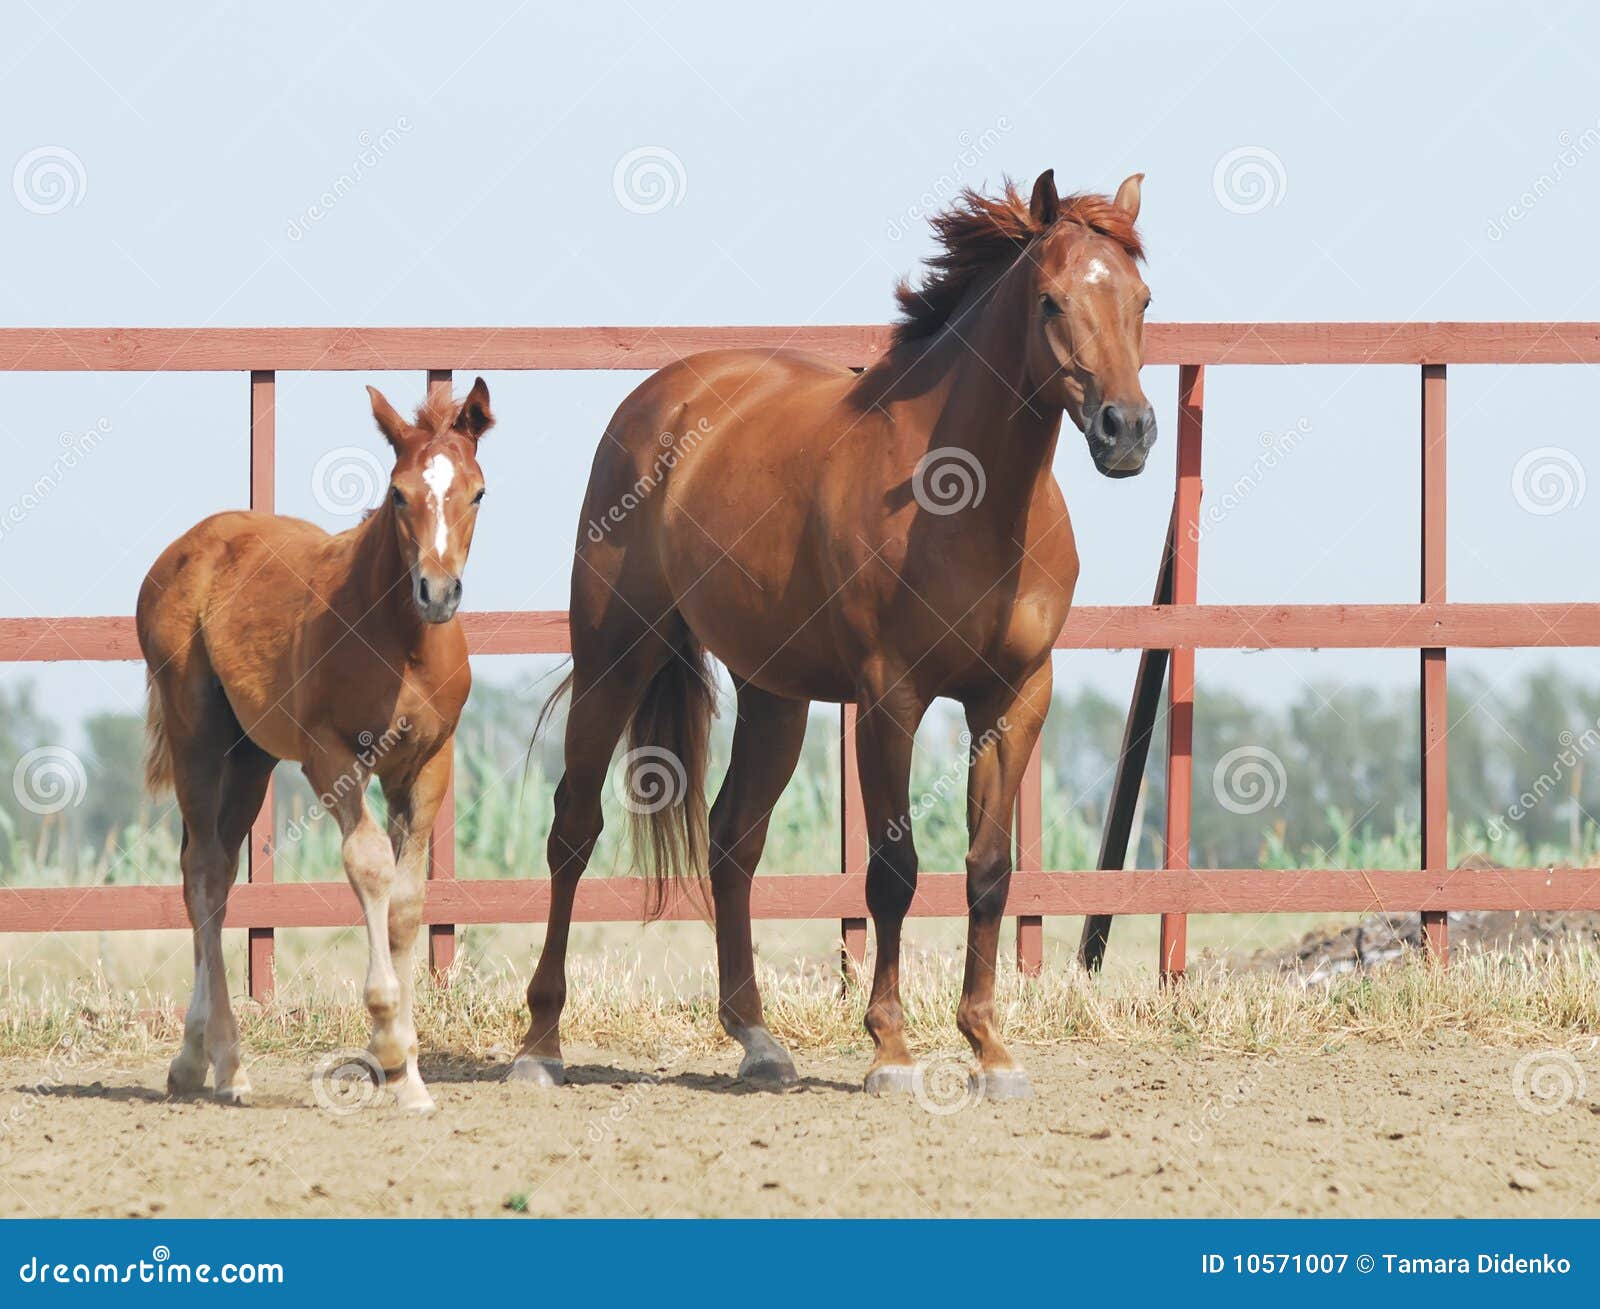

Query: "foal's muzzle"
(1088, 401), (1157, 479)
(412, 569), (463, 623)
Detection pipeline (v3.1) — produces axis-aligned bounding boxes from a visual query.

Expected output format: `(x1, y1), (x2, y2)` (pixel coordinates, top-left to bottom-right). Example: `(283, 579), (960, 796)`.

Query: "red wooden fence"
(3, 323), (1600, 999)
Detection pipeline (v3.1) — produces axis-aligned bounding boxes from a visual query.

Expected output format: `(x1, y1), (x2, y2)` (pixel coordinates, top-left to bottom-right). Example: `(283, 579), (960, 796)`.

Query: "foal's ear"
(367, 386), (411, 452)
(1113, 172), (1144, 222)
(452, 376), (494, 442)
(1029, 169), (1060, 227)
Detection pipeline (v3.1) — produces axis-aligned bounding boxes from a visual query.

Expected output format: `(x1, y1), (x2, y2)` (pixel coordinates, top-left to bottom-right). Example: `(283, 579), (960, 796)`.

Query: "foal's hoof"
(863, 1064), (918, 1096)
(507, 1054), (565, 1087)
(166, 1061), (207, 1097)
(389, 1077), (437, 1114)
(976, 1067), (1033, 1102)
(738, 1048), (799, 1087)
(212, 1082), (252, 1108)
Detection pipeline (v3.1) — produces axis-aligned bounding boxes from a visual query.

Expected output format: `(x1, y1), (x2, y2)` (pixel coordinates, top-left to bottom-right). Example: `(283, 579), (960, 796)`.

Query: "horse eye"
(472, 489), (486, 506)
(1040, 294), (1064, 318)
(390, 487), (406, 508)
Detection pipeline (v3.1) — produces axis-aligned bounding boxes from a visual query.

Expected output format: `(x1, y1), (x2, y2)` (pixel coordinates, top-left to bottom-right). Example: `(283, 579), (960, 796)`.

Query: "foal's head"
(367, 377), (495, 623)
(895, 169), (1155, 478)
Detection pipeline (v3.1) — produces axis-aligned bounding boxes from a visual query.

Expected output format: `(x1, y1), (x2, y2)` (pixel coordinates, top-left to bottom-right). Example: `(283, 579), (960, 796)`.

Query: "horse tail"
(143, 674), (175, 795)
(625, 628), (715, 922)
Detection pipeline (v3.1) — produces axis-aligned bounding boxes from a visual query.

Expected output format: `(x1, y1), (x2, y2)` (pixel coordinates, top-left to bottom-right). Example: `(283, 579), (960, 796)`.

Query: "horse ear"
(1113, 172), (1144, 222)
(367, 385), (410, 452)
(453, 376), (494, 442)
(1029, 169), (1060, 227)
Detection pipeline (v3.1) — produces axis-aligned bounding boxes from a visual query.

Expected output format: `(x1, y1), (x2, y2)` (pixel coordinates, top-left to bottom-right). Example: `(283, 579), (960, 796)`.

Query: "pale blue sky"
(4, 0), (1600, 728)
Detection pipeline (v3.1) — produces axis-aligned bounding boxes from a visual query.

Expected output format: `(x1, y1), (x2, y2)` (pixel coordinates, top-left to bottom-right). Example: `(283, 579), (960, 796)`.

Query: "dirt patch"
(3, 1040), (1597, 1218)
(1249, 910), (1600, 982)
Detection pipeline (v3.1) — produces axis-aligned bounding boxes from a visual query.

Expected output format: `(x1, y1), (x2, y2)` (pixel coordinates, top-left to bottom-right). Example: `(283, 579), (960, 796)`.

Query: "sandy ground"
(3, 1039), (1597, 1219)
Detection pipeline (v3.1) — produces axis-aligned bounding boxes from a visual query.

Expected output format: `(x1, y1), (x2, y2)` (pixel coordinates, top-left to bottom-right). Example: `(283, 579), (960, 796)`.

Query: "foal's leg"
(511, 656), (663, 1086)
(305, 744), (407, 1084)
(854, 670), (928, 1095)
(957, 661), (1052, 1101)
(380, 743), (453, 1113)
(162, 681), (268, 1103)
(710, 682), (809, 1085)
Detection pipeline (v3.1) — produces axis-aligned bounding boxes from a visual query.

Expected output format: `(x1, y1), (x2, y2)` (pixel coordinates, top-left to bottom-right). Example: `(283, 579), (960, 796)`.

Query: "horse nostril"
(1100, 406), (1123, 440)
(450, 578), (463, 604)
(418, 577), (431, 606)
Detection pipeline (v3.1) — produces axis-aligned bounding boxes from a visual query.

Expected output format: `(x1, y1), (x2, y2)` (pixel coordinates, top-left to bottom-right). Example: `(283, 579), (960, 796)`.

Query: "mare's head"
(367, 377), (495, 623)
(894, 169), (1155, 477)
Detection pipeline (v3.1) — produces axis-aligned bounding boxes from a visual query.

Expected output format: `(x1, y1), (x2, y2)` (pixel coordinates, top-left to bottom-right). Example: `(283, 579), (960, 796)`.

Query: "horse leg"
(510, 650), (666, 1086)
(305, 744), (406, 1082)
(958, 661), (1052, 1101)
(380, 742), (453, 1113)
(711, 682), (809, 1085)
(855, 672), (927, 1095)
(158, 672), (264, 1103)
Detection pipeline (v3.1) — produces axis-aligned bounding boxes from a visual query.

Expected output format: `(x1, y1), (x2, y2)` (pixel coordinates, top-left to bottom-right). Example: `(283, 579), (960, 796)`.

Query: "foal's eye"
(471, 489), (486, 506)
(390, 487), (406, 508)
(1040, 294), (1064, 318)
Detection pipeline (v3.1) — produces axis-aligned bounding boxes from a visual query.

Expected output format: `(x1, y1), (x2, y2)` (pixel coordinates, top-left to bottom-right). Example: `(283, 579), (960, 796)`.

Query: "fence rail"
(3, 322), (1599, 998)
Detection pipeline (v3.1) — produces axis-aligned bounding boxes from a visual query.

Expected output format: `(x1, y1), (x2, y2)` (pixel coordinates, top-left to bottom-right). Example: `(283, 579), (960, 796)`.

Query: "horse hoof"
(977, 1067), (1033, 1102)
(166, 1062), (206, 1097)
(864, 1064), (918, 1096)
(507, 1054), (565, 1087)
(391, 1080), (437, 1114)
(212, 1083), (252, 1107)
(738, 1048), (798, 1087)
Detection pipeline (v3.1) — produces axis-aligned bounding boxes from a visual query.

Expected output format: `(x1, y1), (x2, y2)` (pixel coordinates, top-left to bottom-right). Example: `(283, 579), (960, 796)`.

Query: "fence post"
(246, 370), (276, 1003)
(426, 368), (459, 980)
(1015, 743), (1043, 975)
(1420, 364), (1449, 962)
(1161, 363), (1204, 981)
(840, 705), (868, 986)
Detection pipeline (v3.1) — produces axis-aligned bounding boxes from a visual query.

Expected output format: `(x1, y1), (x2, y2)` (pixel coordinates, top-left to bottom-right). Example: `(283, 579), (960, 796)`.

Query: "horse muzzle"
(412, 568), (463, 624)
(1087, 401), (1157, 479)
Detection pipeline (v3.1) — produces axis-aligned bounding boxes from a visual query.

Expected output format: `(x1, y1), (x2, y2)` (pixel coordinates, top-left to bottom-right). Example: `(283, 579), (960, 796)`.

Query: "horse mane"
(413, 391), (459, 436)
(891, 178), (1144, 349)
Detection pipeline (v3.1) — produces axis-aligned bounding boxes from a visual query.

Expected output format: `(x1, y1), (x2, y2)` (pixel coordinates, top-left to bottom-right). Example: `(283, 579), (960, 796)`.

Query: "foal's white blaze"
(421, 452), (456, 557)
(1084, 257), (1110, 285)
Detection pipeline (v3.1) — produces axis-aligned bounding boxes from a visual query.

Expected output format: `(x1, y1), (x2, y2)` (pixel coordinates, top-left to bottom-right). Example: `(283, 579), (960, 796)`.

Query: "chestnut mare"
(138, 379), (494, 1112)
(515, 170), (1155, 1098)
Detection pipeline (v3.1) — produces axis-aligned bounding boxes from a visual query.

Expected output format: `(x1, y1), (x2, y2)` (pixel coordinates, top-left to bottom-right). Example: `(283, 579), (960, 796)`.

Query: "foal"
(138, 379), (494, 1111)
(515, 170), (1154, 1097)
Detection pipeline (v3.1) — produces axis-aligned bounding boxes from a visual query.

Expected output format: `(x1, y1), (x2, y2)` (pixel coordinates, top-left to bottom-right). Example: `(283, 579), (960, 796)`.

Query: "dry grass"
(3, 942), (1598, 1066)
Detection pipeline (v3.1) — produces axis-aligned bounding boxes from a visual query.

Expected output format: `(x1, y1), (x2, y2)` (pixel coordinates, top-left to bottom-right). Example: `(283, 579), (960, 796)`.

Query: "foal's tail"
(143, 674), (175, 796)
(626, 630), (715, 922)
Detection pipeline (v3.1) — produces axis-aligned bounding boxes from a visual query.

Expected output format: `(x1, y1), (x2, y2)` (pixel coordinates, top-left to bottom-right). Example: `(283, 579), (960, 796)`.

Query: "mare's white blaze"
(421, 452), (456, 557)
(1084, 257), (1110, 285)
